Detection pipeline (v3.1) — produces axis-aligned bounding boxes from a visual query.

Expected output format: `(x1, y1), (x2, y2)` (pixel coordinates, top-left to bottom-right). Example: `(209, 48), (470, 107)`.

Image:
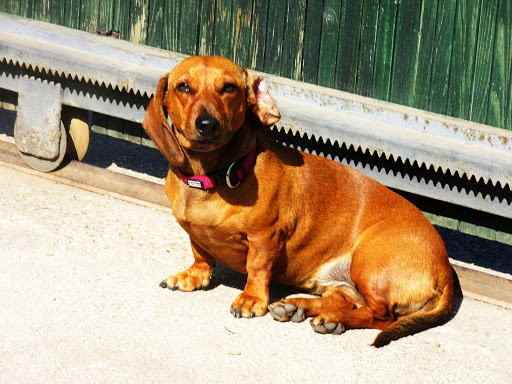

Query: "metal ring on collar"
(226, 162), (241, 188)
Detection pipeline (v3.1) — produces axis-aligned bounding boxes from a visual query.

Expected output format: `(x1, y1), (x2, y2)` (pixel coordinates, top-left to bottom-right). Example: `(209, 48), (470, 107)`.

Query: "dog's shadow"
(209, 262), (305, 302)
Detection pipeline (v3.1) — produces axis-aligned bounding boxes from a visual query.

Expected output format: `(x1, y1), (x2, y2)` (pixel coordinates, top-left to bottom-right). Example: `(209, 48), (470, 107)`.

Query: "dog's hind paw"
(268, 302), (305, 323)
(310, 317), (345, 335)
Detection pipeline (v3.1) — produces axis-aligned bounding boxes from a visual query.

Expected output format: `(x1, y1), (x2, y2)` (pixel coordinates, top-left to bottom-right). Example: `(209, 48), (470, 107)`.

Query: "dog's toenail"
(172, 284), (179, 291)
(237, 310), (242, 318)
(159, 280), (167, 288)
(250, 312), (255, 318)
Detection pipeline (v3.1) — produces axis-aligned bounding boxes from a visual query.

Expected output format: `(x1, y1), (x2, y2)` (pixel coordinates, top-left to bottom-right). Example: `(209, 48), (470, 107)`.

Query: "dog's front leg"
(160, 239), (214, 291)
(230, 238), (280, 318)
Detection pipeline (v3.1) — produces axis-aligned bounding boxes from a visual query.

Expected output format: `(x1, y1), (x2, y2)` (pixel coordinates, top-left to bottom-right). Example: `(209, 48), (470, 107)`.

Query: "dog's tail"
(372, 279), (453, 348)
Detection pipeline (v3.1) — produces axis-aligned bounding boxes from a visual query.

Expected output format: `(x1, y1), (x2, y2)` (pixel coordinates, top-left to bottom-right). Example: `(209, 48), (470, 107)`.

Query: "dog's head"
(142, 56), (280, 166)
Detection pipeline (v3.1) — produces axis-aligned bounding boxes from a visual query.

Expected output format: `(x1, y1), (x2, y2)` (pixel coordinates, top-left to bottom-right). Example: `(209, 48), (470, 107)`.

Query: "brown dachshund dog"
(142, 56), (453, 347)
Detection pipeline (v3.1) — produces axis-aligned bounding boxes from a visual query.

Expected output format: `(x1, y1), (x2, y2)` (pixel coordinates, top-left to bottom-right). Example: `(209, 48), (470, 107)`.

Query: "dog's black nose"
(195, 114), (220, 137)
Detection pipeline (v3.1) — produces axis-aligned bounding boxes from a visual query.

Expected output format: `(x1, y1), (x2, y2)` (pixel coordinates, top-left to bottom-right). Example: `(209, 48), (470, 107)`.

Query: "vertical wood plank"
(214, 0), (233, 58)
(410, 0), (438, 111)
(5, 0), (20, 15)
(302, 0), (323, 84)
(33, 0), (51, 23)
(428, 0), (456, 115)
(335, 0), (363, 93)
(447, 0), (480, 121)
(113, 0), (131, 41)
(281, 0), (306, 80)
(98, 0), (115, 32)
(231, 0), (253, 66)
(356, 0), (379, 97)
(80, 0), (100, 33)
(198, 0), (216, 55)
(249, 0), (269, 70)
(18, 0), (34, 18)
(50, 0), (66, 25)
(130, 0), (149, 45)
(147, 0), (164, 48)
(487, 0), (512, 129)
(162, 0), (180, 52)
(389, 0), (421, 107)
(318, 0), (342, 88)
(470, 0), (499, 124)
(64, 0), (80, 29)
(372, 0), (397, 101)
(179, 0), (200, 54)
(263, 0), (286, 75)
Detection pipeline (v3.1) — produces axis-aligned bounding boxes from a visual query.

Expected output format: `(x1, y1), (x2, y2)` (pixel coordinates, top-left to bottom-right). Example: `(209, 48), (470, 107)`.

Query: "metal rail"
(0, 13), (511, 219)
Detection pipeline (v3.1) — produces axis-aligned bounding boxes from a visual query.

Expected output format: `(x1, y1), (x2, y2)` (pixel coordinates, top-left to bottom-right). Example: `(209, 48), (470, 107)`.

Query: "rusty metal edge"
(0, 140), (171, 212)
(1, 140), (511, 310)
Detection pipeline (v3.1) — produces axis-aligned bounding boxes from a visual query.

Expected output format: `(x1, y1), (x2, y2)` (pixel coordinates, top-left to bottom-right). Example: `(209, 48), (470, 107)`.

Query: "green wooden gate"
(1, 0), (511, 132)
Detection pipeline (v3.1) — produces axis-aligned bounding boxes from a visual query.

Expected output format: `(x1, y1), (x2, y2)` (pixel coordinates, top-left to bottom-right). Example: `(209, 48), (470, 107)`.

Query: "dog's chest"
(170, 187), (245, 242)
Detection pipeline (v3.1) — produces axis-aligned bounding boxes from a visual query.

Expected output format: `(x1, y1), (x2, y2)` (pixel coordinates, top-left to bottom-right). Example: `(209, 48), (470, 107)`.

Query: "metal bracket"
(15, 75), (63, 160)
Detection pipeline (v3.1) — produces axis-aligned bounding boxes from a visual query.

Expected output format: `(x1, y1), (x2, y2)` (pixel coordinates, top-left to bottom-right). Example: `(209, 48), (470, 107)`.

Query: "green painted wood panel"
(113, 0), (131, 41)
(198, 0), (216, 56)
(33, 0), (50, 23)
(488, 0), (512, 129)
(130, 0), (149, 45)
(390, 0), (422, 107)
(263, 0), (286, 76)
(410, 0), (437, 111)
(50, 0), (66, 26)
(98, 0), (114, 32)
(281, 0), (306, 80)
(179, 0), (201, 55)
(356, 0), (379, 97)
(301, 0), (323, 84)
(214, 0), (233, 58)
(162, 0), (180, 52)
(471, 0), (499, 124)
(249, 0), (269, 70)
(318, 0), (342, 88)
(428, 0), (456, 115)
(80, 0), (100, 33)
(372, 0), (397, 101)
(231, 0), (253, 67)
(447, 0), (480, 121)
(64, 0), (80, 29)
(147, 0), (164, 48)
(335, 1), (363, 94)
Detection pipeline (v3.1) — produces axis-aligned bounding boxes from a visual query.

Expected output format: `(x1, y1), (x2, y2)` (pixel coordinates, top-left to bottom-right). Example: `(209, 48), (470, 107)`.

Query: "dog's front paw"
(230, 292), (268, 319)
(160, 266), (211, 292)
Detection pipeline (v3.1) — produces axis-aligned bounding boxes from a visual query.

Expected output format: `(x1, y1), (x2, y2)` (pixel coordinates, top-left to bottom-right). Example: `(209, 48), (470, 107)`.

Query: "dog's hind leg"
(268, 286), (361, 325)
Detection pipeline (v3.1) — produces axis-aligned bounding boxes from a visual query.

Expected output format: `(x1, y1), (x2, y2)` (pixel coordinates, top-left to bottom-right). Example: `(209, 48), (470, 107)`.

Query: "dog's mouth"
(176, 129), (235, 153)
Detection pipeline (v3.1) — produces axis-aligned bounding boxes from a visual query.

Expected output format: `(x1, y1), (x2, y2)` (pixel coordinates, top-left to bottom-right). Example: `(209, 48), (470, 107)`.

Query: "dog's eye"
(176, 82), (191, 93)
(222, 83), (238, 94)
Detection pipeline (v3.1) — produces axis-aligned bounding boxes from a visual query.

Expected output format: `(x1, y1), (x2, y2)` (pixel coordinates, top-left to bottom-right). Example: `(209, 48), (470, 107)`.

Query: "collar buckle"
(226, 162), (242, 188)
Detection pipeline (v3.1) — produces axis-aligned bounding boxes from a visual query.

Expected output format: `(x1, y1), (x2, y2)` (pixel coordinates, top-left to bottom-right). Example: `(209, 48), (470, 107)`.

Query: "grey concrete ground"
(1, 164), (512, 384)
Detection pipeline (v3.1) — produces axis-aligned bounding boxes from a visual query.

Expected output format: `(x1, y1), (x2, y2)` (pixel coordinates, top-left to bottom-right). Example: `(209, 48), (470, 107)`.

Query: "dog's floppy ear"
(246, 70), (281, 128)
(142, 74), (185, 166)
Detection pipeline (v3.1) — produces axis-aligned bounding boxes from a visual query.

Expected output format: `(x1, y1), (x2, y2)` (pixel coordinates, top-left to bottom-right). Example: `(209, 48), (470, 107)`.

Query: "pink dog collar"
(177, 143), (257, 190)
